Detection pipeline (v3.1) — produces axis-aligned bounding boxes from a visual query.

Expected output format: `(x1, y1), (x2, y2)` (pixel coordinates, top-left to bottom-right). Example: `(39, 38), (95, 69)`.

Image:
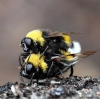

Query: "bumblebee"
(19, 29), (98, 84)
(19, 39), (81, 81)
(19, 29), (81, 56)
(19, 29), (85, 76)
(19, 50), (98, 84)
(20, 29), (52, 53)
(19, 52), (64, 84)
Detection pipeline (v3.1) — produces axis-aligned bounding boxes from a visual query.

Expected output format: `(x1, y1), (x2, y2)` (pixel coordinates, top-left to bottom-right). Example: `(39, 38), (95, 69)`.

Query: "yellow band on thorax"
(26, 30), (45, 46)
(25, 53), (48, 73)
(25, 53), (40, 68)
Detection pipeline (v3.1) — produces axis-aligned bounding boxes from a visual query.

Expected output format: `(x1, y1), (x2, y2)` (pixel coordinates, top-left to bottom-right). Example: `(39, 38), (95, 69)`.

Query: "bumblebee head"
(20, 53), (40, 79)
(20, 37), (39, 53)
(20, 38), (33, 52)
(20, 62), (36, 79)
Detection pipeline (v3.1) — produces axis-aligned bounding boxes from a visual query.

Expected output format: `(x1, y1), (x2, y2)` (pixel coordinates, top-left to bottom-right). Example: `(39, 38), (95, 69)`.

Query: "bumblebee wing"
(51, 54), (79, 67)
(48, 31), (82, 37)
(64, 50), (98, 59)
(62, 32), (82, 35)
(76, 50), (98, 58)
(52, 50), (98, 60)
(50, 50), (98, 68)
(51, 54), (76, 62)
(48, 31), (63, 37)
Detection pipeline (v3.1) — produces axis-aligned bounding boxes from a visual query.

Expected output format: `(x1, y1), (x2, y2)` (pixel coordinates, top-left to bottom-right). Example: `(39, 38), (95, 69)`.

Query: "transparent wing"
(47, 31), (82, 37)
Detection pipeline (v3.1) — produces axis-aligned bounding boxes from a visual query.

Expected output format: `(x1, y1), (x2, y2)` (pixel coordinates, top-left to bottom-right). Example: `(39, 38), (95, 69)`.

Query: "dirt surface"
(0, 76), (100, 99)
(0, 0), (100, 84)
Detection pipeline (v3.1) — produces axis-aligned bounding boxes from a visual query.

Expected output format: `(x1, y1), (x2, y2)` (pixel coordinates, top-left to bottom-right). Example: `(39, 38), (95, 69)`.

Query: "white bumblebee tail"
(68, 41), (81, 54)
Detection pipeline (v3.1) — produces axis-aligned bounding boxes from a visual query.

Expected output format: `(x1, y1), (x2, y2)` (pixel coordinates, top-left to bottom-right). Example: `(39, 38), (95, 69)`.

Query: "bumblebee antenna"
(29, 73), (35, 85)
(46, 61), (53, 78)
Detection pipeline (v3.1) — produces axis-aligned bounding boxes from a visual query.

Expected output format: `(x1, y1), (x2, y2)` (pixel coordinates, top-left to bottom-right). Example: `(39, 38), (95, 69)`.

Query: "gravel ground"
(0, 76), (100, 99)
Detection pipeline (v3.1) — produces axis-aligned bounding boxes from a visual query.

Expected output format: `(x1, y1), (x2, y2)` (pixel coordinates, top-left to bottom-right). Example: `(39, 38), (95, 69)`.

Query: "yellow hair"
(25, 53), (40, 68)
(26, 30), (45, 46)
(25, 53), (48, 73)
(65, 55), (74, 61)
(60, 49), (70, 55)
(62, 35), (72, 45)
(60, 50), (73, 61)
(39, 56), (48, 72)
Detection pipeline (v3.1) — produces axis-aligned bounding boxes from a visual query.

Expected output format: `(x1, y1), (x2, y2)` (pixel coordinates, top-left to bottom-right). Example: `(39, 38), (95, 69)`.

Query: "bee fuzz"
(68, 41), (81, 54)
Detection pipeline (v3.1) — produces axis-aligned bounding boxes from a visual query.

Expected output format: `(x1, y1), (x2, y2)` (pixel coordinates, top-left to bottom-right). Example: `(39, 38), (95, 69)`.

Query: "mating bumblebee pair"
(19, 29), (97, 84)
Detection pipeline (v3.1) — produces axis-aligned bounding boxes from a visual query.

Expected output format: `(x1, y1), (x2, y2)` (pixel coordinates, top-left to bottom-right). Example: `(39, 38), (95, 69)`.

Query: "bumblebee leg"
(29, 73), (35, 85)
(19, 55), (27, 67)
(58, 69), (65, 79)
(40, 46), (49, 58)
(69, 66), (74, 77)
(43, 62), (53, 86)
(30, 69), (39, 85)
(46, 61), (53, 78)
(56, 69), (65, 79)
(19, 74), (24, 84)
(19, 52), (30, 66)
(22, 57), (27, 63)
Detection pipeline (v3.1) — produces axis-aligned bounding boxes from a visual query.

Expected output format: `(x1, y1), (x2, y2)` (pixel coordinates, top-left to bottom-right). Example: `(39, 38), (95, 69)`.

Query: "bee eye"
(24, 38), (32, 46)
(25, 63), (34, 74)
(21, 38), (33, 52)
